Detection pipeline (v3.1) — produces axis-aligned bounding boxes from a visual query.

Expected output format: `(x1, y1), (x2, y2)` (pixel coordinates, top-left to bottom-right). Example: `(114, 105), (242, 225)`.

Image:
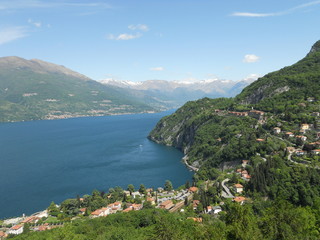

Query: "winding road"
(221, 178), (234, 198)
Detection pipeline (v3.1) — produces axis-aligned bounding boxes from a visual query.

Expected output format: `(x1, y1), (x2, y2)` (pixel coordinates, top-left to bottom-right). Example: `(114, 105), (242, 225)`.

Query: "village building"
(21, 216), (40, 224)
(286, 147), (296, 153)
(147, 197), (156, 205)
(212, 206), (222, 214)
(131, 203), (143, 210)
(79, 208), (86, 215)
(8, 225), (24, 235)
(242, 160), (249, 167)
(296, 135), (307, 141)
(233, 196), (247, 205)
(0, 231), (7, 240)
(295, 150), (306, 156)
(300, 124), (310, 131)
(90, 207), (110, 218)
(273, 127), (281, 134)
(285, 132), (295, 137)
(312, 149), (320, 155)
(234, 184), (244, 193)
(192, 200), (200, 210)
(187, 217), (203, 223)
(256, 138), (265, 142)
(159, 200), (174, 210)
(188, 186), (199, 193)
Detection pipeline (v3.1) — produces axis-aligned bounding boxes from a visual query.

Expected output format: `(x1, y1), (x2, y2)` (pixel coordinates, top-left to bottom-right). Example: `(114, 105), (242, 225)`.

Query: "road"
(221, 178), (234, 198)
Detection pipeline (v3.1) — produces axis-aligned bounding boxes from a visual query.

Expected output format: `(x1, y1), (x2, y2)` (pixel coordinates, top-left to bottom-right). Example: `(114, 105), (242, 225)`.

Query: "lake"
(0, 111), (193, 219)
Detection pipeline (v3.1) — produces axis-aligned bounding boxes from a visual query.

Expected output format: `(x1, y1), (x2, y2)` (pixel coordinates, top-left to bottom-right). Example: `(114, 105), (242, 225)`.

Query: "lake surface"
(0, 111), (193, 219)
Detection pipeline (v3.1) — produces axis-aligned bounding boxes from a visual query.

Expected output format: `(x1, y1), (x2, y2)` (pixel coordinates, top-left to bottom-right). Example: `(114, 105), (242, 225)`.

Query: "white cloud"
(0, 26), (28, 45)
(243, 54), (260, 63)
(107, 33), (141, 41)
(231, 0), (320, 17)
(28, 19), (42, 28)
(150, 67), (164, 71)
(128, 24), (149, 31)
(243, 74), (260, 81)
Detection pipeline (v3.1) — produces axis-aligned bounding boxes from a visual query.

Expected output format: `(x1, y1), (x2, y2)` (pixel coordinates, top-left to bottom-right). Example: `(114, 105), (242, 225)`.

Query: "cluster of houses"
(214, 109), (265, 120)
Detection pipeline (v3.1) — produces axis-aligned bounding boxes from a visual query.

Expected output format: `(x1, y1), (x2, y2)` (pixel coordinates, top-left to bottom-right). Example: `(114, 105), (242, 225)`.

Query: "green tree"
(127, 184), (135, 194)
(139, 184), (146, 195)
(164, 180), (173, 191)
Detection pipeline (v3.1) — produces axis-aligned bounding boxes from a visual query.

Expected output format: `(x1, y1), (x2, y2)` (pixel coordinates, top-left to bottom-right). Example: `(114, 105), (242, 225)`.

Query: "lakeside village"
(1, 102), (320, 239)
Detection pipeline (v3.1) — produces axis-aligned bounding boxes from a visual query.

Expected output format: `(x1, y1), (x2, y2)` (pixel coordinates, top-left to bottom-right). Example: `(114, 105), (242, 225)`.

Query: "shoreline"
(182, 155), (199, 172)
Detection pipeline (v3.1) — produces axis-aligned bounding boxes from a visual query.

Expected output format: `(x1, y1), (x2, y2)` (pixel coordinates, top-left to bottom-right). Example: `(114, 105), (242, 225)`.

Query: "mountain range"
(100, 77), (255, 108)
(0, 56), (253, 122)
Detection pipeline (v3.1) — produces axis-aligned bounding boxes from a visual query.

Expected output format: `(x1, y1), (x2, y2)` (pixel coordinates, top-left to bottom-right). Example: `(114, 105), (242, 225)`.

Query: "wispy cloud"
(128, 24), (149, 32)
(232, 0), (320, 17)
(150, 67), (164, 71)
(0, 26), (28, 45)
(0, 0), (111, 10)
(107, 33), (142, 41)
(243, 54), (260, 63)
(28, 19), (42, 28)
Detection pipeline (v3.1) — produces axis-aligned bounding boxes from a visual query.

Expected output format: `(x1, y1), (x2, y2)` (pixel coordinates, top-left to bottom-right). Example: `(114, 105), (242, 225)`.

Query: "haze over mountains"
(101, 77), (256, 108)
(0, 56), (255, 122)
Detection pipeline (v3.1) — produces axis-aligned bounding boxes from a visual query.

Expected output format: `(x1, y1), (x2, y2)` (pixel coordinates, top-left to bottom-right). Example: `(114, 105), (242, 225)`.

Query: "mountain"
(101, 78), (255, 109)
(236, 41), (320, 109)
(0, 57), (156, 122)
(149, 40), (320, 173)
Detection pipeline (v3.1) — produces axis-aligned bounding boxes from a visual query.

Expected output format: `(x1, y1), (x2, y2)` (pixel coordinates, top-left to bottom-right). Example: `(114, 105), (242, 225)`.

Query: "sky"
(0, 0), (319, 82)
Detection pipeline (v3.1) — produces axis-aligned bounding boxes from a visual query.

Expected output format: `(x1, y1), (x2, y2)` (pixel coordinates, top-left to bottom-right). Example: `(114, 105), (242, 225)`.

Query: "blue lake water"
(0, 111), (193, 219)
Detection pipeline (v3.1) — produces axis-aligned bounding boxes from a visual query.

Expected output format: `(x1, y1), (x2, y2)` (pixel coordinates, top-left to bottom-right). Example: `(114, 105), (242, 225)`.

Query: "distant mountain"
(100, 78), (255, 108)
(0, 57), (156, 122)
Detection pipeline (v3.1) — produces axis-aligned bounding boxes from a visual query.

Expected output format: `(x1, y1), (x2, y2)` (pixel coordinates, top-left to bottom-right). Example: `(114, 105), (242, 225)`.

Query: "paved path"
(221, 178), (234, 198)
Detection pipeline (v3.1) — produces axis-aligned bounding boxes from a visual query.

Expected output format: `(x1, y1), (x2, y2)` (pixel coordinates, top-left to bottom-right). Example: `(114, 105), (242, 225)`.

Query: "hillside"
(149, 41), (320, 180)
(0, 57), (156, 122)
(236, 40), (320, 112)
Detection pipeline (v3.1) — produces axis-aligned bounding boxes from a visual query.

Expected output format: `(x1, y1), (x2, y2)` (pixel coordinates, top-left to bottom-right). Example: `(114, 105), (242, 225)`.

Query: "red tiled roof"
(233, 196), (246, 203)
(189, 187), (198, 192)
(234, 184), (243, 188)
(11, 225), (23, 230)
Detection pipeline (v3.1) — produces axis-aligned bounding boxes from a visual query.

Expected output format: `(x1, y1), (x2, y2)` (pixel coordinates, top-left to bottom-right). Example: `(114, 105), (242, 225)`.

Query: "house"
(242, 160), (249, 167)
(312, 149), (320, 155)
(123, 190), (131, 196)
(296, 135), (307, 141)
(300, 124), (310, 130)
(147, 197), (156, 205)
(273, 127), (281, 134)
(233, 196), (246, 205)
(241, 170), (249, 178)
(236, 168), (242, 174)
(160, 200), (174, 210)
(234, 184), (244, 193)
(286, 147), (296, 153)
(123, 207), (133, 213)
(192, 200), (200, 209)
(312, 112), (320, 117)
(131, 191), (142, 198)
(8, 225), (24, 235)
(187, 217), (202, 223)
(0, 231), (7, 239)
(307, 97), (315, 102)
(285, 132), (294, 137)
(188, 186), (199, 193)
(21, 216), (39, 224)
(295, 150), (306, 156)
(206, 206), (212, 213)
(131, 203), (143, 210)
(212, 206), (222, 214)
(90, 207), (110, 218)
(256, 138), (265, 142)
(79, 208), (86, 215)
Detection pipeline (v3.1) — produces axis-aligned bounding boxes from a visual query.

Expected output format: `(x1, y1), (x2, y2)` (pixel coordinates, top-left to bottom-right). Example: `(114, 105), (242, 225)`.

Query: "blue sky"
(0, 0), (319, 82)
